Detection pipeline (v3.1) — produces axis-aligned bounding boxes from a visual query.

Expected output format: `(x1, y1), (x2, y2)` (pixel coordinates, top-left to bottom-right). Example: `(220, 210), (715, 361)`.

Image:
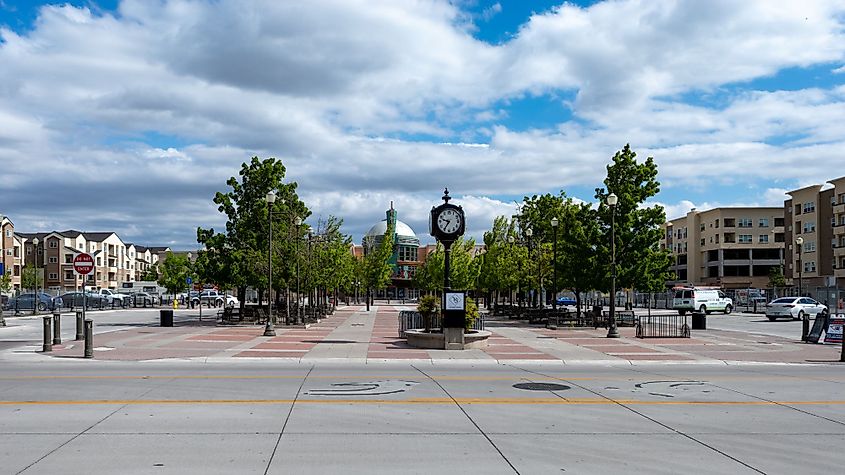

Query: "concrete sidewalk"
(15, 304), (845, 364)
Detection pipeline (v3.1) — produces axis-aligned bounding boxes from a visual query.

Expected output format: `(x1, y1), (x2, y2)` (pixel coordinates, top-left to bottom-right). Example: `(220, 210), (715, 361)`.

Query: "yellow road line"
(0, 375), (594, 382)
(2, 398), (845, 406)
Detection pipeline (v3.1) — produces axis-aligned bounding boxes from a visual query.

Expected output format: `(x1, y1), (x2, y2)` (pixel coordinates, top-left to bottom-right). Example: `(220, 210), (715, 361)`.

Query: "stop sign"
(73, 253), (95, 275)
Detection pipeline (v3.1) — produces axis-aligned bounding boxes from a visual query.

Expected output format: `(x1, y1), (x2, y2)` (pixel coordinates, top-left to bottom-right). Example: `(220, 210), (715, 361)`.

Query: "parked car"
(95, 289), (133, 307)
(556, 296), (577, 306)
(59, 291), (109, 309)
(672, 288), (733, 315)
(129, 292), (156, 306)
(765, 297), (828, 321)
(191, 290), (237, 308)
(4, 293), (63, 312)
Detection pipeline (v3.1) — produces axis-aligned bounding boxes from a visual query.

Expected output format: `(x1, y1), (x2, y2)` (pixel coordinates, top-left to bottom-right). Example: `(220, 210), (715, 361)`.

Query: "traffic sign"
(73, 253), (95, 275)
(186, 277), (193, 285)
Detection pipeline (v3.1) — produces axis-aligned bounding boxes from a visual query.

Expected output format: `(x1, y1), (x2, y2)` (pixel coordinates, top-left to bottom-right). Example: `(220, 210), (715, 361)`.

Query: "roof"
(364, 219), (417, 239)
(148, 246), (171, 252)
(60, 230), (82, 238)
(82, 232), (117, 241)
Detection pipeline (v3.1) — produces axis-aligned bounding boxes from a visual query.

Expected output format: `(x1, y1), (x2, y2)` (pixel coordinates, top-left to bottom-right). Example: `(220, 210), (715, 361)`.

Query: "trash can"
(160, 309), (174, 327)
(691, 311), (706, 330)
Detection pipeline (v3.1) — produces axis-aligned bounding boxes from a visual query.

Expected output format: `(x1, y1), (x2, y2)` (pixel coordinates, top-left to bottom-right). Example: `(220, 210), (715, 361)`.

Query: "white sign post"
(73, 253), (95, 323)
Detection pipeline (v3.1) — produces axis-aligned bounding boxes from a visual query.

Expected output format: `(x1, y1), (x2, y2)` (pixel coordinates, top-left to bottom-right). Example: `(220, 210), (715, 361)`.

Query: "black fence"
(397, 310), (484, 338)
(636, 314), (690, 339)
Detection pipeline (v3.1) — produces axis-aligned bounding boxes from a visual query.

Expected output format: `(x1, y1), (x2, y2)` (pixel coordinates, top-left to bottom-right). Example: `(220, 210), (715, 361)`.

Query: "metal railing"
(398, 311), (484, 338)
(636, 314), (690, 339)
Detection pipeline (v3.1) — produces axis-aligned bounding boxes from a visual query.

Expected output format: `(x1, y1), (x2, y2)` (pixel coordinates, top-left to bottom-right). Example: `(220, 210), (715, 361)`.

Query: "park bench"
(599, 310), (637, 328)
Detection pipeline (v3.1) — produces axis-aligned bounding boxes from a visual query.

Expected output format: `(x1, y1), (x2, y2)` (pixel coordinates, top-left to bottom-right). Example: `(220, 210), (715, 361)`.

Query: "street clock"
(429, 188), (465, 243)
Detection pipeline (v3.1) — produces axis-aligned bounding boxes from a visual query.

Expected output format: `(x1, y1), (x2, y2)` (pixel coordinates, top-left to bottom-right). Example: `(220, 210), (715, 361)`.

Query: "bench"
(598, 310), (637, 328)
(217, 306), (241, 325)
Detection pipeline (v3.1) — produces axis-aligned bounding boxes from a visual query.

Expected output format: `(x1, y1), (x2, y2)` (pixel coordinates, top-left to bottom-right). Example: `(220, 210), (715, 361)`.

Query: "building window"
(700, 223), (705, 231)
(724, 218), (735, 227)
(795, 204), (801, 215)
(759, 235), (769, 244)
(65, 271), (74, 280)
(48, 257), (58, 263)
(803, 221), (815, 233)
(738, 234), (753, 243)
(5, 229), (10, 237)
(5, 249), (10, 256)
(758, 218), (769, 227)
(804, 261), (816, 273)
(48, 273), (58, 280)
(700, 238), (705, 246)
(49, 240), (58, 248)
(715, 219), (720, 228)
(804, 241), (816, 252)
(715, 234), (720, 243)
(738, 218), (753, 228)
(65, 255), (73, 264)
(774, 217), (784, 226)
(803, 202), (815, 213)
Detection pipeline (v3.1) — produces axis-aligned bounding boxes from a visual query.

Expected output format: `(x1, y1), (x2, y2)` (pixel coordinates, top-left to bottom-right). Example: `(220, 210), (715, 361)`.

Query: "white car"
(672, 288), (733, 315)
(765, 297), (828, 321)
(191, 290), (238, 308)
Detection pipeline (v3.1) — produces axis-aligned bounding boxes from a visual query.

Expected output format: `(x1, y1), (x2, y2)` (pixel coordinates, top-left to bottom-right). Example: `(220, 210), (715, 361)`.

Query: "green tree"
(197, 157), (309, 313)
(157, 252), (192, 299)
(413, 238), (479, 292)
(362, 218), (395, 310)
(480, 217), (528, 308)
(595, 144), (672, 303)
(141, 263), (159, 281)
(0, 273), (11, 295)
(768, 266), (786, 288)
(21, 264), (38, 291)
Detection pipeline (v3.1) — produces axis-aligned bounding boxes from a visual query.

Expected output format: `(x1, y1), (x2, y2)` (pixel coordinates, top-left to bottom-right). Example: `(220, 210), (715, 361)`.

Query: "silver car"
(765, 297), (828, 321)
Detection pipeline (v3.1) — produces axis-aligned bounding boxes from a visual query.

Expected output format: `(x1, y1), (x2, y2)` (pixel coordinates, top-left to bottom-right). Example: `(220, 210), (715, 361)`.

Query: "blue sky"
(1, 1), (844, 249)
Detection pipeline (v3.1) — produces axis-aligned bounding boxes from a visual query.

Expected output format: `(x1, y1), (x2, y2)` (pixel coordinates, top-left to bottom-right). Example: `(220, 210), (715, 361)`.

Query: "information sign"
(823, 315), (843, 344)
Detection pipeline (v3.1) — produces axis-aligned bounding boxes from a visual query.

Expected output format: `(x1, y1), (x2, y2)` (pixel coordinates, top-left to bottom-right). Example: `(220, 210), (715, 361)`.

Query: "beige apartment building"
(1, 215), (22, 291)
(15, 230), (167, 293)
(663, 207), (785, 289)
(785, 177), (845, 302)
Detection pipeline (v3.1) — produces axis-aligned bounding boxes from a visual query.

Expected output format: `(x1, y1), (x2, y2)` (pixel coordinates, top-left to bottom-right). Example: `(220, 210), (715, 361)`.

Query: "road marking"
(2, 398), (845, 406)
(0, 375), (597, 381)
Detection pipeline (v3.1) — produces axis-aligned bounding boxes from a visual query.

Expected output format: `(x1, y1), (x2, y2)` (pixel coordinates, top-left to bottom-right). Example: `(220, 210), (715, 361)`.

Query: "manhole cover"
(513, 382), (570, 391)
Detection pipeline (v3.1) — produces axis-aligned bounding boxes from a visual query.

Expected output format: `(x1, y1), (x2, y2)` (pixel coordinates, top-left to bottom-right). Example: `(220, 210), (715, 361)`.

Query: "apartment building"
(16, 230), (167, 292)
(662, 207), (785, 289)
(785, 177), (845, 299)
(0, 215), (22, 291)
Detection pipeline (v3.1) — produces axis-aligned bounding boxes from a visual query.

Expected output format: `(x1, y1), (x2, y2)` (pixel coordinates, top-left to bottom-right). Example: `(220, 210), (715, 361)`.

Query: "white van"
(673, 288), (733, 315)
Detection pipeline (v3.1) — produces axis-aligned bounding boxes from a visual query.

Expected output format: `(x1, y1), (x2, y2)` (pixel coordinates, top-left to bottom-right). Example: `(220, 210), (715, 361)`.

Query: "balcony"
(834, 246), (845, 257)
(833, 202), (845, 214)
(834, 224), (845, 236)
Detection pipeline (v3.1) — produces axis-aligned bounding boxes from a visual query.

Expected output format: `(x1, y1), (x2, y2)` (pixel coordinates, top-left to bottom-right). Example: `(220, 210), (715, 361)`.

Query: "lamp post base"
(263, 321), (276, 337)
(606, 324), (620, 338)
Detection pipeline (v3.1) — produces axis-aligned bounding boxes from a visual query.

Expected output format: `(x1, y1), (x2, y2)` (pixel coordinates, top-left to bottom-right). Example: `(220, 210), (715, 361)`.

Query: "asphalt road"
(1, 361), (844, 474)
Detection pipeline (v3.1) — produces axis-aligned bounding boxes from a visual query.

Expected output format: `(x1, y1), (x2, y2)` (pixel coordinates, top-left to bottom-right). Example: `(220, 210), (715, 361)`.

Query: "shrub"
(417, 294), (439, 332)
(465, 299), (478, 332)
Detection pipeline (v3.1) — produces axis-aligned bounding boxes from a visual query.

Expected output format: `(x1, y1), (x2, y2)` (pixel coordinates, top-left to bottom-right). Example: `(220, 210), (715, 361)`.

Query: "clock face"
(436, 208), (462, 234)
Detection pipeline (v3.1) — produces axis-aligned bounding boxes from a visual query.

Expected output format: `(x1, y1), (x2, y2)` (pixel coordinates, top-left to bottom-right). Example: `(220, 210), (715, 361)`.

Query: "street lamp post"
(525, 227), (534, 308)
(295, 216), (302, 324)
(795, 236), (804, 297)
(32, 237), (39, 315)
(551, 217), (559, 312)
(264, 191), (276, 337)
(606, 193), (620, 338)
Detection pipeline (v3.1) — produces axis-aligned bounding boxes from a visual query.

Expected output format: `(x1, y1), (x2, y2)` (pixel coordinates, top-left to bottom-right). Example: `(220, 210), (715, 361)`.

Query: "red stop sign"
(73, 253), (95, 275)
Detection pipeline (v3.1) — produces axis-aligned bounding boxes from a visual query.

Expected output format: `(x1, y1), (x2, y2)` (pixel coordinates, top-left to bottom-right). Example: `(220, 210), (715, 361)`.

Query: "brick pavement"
(38, 305), (845, 363)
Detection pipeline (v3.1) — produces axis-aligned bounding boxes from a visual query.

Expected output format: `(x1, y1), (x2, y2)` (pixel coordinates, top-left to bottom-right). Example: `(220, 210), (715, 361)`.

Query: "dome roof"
(365, 219), (417, 238)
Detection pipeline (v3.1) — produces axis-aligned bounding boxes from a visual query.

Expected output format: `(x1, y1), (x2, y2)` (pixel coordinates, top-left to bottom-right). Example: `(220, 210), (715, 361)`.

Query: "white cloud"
(1, 0), (844, 249)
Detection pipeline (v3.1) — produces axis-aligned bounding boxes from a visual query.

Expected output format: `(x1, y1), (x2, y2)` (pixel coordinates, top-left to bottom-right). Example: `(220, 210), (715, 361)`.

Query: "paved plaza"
(2, 304), (844, 474)
(2, 304), (841, 364)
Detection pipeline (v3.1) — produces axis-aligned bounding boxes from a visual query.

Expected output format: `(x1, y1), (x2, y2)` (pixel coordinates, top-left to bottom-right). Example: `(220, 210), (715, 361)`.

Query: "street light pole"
(32, 237), (39, 316)
(295, 216), (302, 324)
(551, 217), (558, 312)
(606, 193), (620, 338)
(525, 227), (534, 308)
(264, 191), (276, 337)
(795, 236), (804, 297)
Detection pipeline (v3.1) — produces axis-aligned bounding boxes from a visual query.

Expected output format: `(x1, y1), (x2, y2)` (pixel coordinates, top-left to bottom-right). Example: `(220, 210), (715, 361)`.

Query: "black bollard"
(75, 311), (84, 340)
(84, 319), (93, 358)
(42, 316), (52, 352)
(52, 312), (61, 345)
(802, 315), (810, 342)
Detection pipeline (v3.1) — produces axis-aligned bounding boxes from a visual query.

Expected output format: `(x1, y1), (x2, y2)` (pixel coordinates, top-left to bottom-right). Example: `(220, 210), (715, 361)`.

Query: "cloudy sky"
(1, 0), (844, 249)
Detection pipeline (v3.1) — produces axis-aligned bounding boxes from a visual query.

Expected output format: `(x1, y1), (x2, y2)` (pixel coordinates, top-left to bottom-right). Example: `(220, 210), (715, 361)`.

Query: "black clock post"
(430, 188), (467, 349)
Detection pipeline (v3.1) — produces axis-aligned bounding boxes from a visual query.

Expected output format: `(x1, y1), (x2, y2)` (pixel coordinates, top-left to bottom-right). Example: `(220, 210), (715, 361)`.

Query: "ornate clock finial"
(442, 187), (451, 204)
